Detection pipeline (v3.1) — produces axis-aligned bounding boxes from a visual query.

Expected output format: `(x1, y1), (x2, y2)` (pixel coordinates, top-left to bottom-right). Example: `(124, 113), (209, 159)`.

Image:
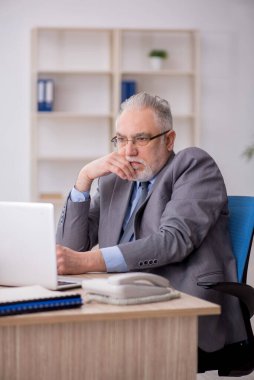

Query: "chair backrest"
(228, 196), (254, 283)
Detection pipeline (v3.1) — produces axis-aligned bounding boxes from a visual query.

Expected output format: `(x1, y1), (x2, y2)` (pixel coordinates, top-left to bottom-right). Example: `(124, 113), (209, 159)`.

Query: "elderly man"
(56, 92), (246, 357)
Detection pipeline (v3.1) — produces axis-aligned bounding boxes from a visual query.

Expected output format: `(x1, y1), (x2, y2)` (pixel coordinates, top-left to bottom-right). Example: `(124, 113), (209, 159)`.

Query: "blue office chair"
(198, 196), (254, 377)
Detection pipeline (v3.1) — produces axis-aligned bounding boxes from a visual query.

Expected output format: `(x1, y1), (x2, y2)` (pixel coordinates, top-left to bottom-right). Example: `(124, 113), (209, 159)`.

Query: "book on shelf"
(0, 285), (83, 317)
(121, 80), (136, 103)
(37, 79), (54, 112)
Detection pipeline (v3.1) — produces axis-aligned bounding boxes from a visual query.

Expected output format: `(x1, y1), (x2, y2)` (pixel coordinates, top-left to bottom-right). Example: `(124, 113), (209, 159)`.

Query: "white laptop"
(0, 202), (82, 290)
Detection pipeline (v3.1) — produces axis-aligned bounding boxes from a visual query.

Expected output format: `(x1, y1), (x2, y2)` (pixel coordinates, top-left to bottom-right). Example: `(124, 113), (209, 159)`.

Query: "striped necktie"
(119, 181), (149, 243)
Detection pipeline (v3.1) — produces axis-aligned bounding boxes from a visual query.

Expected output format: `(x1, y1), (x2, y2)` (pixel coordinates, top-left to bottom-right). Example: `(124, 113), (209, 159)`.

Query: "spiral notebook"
(0, 285), (83, 317)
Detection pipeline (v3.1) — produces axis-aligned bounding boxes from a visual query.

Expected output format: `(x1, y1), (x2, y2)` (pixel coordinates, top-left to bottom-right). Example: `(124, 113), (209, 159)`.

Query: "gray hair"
(116, 92), (173, 132)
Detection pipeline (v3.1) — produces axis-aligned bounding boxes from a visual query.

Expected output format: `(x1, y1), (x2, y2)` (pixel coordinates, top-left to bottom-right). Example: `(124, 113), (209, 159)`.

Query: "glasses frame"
(111, 129), (171, 148)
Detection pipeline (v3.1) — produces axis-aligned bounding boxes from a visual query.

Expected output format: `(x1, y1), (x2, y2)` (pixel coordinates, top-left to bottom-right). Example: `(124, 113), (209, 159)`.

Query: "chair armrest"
(197, 281), (254, 318)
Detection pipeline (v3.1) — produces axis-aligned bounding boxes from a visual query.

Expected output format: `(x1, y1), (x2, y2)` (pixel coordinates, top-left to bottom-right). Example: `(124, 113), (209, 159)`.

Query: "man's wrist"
(74, 184), (90, 192)
(75, 168), (93, 192)
(83, 250), (106, 272)
(74, 181), (92, 192)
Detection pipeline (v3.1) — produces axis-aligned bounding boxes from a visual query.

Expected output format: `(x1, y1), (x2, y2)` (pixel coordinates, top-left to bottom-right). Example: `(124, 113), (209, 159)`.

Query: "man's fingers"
(56, 245), (68, 274)
(106, 153), (135, 180)
(56, 245), (85, 275)
(78, 152), (136, 182)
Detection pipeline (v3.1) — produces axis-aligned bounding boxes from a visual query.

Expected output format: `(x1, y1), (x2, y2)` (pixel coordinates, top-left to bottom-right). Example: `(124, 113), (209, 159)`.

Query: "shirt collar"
(136, 175), (156, 189)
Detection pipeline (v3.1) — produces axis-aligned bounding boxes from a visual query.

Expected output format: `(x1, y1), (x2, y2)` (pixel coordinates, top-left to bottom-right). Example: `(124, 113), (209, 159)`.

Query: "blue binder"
(37, 79), (46, 111)
(37, 79), (54, 112)
(121, 80), (137, 103)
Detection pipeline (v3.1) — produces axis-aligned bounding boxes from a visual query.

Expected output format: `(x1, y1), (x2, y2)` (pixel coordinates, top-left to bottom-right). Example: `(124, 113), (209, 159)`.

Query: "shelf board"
(38, 156), (102, 162)
(35, 112), (113, 119)
(37, 69), (113, 75)
(34, 112), (194, 120)
(121, 28), (198, 34)
(35, 69), (195, 76)
(41, 199), (64, 205)
(38, 196), (64, 205)
(121, 70), (195, 76)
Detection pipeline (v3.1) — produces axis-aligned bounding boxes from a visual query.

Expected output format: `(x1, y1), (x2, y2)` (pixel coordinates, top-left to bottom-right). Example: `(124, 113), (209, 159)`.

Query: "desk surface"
(0, 273), (220, 327)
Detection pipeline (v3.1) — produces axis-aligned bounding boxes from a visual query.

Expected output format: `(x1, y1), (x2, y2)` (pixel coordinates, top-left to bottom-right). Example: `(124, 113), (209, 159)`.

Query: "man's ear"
(165, 130), (176, 151)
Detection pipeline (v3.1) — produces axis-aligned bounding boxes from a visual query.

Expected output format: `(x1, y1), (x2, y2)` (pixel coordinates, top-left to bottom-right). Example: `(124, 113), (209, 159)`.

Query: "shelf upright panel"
(30, 28), (40, 201)
(192, 30), (200, 147)
(112, 29), (122, 136)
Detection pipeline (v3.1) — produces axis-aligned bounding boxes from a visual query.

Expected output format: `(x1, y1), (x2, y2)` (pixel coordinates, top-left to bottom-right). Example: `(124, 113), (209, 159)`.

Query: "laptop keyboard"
(57, 279), (82, 289)
(58, 280), (75, 286)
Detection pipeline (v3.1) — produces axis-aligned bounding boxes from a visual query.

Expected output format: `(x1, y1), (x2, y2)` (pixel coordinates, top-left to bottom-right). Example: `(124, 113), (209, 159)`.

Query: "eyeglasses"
(111, 130), (171, 148)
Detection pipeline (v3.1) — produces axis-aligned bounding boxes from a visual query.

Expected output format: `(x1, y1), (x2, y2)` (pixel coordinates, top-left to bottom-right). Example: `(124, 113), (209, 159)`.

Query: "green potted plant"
(148, 49), (168, 70)
(243, 143), (254, 160)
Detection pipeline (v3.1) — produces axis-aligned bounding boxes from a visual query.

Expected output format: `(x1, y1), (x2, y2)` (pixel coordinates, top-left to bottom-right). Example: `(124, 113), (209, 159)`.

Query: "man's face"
(116, 108), (175, 181)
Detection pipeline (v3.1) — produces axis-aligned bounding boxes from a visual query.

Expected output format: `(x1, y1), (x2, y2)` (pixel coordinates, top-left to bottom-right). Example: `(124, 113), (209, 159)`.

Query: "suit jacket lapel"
(149, 152), (175, 194)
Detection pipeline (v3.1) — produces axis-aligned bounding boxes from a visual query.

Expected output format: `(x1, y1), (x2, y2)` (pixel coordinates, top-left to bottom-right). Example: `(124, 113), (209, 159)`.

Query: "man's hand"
(75, 152), (136, 192)
(56, 245), (107, 275)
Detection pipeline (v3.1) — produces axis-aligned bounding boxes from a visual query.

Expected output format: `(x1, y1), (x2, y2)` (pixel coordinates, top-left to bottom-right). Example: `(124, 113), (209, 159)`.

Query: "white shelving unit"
(30, 28), (200, 219)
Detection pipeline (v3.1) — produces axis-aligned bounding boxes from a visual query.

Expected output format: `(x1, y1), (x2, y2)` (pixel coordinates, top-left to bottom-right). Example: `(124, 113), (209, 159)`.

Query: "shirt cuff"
(70, 186), (90, 202)
(101, 246), (128, 272)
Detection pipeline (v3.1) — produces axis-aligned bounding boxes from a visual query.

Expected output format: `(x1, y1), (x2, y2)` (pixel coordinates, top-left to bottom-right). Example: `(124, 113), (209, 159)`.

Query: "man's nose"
(125, 140), (138, 155)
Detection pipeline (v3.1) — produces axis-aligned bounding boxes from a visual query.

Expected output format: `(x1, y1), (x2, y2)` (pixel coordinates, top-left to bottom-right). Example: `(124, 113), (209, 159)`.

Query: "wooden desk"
(0, 275), (220, 380)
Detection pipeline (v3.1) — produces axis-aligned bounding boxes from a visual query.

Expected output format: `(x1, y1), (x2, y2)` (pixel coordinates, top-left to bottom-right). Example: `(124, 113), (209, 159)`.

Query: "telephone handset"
(82, 272), (180, 305)
(107, 272), (170, 288)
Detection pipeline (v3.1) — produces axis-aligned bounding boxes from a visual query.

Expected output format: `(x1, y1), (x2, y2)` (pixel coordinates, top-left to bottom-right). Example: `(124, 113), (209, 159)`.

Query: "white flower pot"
(149, 57), (163, 70)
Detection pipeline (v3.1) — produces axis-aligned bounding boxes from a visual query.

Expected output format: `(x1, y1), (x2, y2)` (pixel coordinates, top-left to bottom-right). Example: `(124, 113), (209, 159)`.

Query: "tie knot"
(141, 181), (149, 191)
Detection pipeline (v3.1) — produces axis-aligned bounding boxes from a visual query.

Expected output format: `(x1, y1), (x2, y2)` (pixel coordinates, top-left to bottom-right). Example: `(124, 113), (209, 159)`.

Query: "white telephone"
(82, 272), (180, 305)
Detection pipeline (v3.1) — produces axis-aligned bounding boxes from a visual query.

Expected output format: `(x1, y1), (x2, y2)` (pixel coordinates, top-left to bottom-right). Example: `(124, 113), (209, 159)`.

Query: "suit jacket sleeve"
(56, 189), (100, 251)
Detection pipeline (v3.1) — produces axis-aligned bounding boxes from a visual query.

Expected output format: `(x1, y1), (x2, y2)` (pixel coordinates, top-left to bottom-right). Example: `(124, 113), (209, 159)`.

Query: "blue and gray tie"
(119, 181), (149, 243)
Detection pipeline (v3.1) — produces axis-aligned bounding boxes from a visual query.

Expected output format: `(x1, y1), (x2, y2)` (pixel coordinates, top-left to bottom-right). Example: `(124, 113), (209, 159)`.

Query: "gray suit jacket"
(56, 147), (247, 352)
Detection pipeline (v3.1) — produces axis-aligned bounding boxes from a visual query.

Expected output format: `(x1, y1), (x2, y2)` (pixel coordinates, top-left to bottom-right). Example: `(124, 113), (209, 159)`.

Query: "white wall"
(0, 0), (253, 201)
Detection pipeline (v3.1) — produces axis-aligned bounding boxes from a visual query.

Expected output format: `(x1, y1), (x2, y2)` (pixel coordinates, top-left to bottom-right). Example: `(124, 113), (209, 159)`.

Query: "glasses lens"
(111, 137), (126, 147)
(136, 137), (149, 146)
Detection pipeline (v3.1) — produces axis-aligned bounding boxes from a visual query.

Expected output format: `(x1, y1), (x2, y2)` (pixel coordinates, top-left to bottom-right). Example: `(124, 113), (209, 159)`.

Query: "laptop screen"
(0, 202), (58, 289)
